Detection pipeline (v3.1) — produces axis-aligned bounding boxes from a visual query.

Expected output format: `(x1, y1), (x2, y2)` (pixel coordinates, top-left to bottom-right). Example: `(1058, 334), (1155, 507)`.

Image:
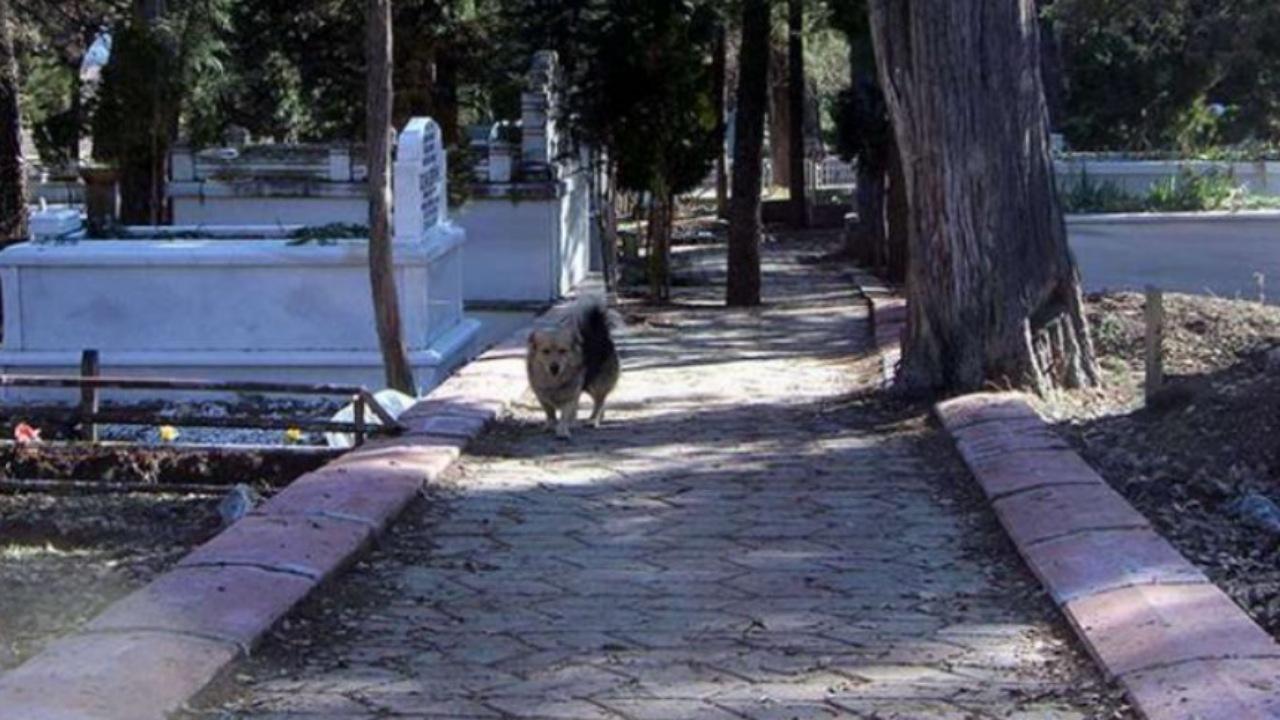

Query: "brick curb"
(852, 268), (1280, 718)
(846, 266), (904, 386)
(935, 392), (1280, 720)
(0, 315), (549, 720)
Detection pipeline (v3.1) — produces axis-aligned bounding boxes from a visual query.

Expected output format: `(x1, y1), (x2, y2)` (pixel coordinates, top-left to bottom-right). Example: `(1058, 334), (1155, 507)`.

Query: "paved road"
(1068, 213), (1280, 303)
(197, 242), (1127, 719)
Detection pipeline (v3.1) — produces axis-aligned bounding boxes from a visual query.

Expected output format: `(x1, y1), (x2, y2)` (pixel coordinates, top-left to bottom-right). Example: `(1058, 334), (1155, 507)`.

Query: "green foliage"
(286, 223), (368, 245)
(1058, 170), (1140, 214)
(1058, 166), (1265, 213)
(91, 21), (180, 165)
(1049, 0), (1280, 152)
(19, 53), (76, 166)
(1144, 167), (1238, 212)
(212, 0), (504, 144)
(574, 0), (721, 197)
(12, 0), (130, 165)
(94, 0), (233, 162)
(832, 74), (888, 171)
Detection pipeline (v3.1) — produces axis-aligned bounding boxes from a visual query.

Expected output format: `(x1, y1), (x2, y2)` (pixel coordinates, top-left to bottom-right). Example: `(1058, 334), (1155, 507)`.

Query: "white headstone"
(394, 117), (448, 243)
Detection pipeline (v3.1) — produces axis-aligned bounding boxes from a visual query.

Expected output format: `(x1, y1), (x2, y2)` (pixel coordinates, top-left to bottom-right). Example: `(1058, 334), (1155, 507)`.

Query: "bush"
(1143, 167), (1239, 212)
(1059, 171), (1140, 214)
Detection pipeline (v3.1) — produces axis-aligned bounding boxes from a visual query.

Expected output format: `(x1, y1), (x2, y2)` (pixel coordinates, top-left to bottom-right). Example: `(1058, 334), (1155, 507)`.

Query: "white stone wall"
(1055, 159), (1280, 197)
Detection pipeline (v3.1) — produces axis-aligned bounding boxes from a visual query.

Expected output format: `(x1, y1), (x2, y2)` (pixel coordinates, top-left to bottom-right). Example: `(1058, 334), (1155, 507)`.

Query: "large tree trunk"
(712, 21), (729, 220)
(726, 0), (770, 307)
(367, 0), (415, 394)
(0, 0), (26, 246)
(786, 0), (807, 228)
(850, 163), (884, 266)
(885, 135), (908, 283)
(767, 42), (790, 190)
(868, 0), (1099, 395)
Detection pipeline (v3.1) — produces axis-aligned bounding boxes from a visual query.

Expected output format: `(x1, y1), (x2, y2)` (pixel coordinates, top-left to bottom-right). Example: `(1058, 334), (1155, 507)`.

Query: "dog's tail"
(575, 295), (617, 388)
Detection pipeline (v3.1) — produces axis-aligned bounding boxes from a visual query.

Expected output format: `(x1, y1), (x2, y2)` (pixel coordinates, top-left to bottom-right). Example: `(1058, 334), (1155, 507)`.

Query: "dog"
(526, 296), (620, 439)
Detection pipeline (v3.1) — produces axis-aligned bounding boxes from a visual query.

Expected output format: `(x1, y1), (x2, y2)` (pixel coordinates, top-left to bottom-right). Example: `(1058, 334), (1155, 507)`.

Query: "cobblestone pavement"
(197, 243), (1130, 719)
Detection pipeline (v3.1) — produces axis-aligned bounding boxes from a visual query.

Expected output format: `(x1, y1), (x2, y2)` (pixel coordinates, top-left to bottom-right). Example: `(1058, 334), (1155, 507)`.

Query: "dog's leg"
(588, 392), (607, 428)
(539, 399), (558, 431)
(556, 397), (579, 439)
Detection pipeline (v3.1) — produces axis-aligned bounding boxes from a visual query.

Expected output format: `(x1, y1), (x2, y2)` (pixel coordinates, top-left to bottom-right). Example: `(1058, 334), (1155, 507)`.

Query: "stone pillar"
(328, 145), (352, 182)
(79, 166), (119, 237)
(521, 51), (558, 180)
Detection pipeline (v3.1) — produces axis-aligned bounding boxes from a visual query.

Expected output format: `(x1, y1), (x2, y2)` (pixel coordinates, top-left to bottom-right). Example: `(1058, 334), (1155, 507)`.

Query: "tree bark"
(0, 0), (26, 246)
(726, 0), (770, 307)
(868, 0), (1099, 395)
(712, 21), (729, 220)
(367, 0), (415, 394)
(646, 188), (672, 303)
(885, 134), (908, 283)
(767, 41), (790, 190)
(851, 164), (884, 266)
(786, 0), (807, 227)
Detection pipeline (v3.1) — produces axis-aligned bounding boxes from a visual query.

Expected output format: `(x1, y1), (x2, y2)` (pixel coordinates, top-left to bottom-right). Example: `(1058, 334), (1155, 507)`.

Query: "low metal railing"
(1, 351), (404, 446)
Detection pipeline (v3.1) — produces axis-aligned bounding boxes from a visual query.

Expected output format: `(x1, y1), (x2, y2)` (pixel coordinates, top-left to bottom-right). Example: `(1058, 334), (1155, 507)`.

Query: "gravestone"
(394, 117), (448, 243)
(521, 51), (558, 178)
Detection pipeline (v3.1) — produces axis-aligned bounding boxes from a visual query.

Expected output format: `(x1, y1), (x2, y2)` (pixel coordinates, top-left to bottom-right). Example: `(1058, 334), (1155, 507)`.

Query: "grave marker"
(394, 117), (448, 243)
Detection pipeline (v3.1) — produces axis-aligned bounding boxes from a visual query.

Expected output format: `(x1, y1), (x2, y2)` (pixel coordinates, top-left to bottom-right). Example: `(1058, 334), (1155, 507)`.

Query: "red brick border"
(935, 392), (1280, 720)
(856, 273), (1280, 718)
(0, 314), (545, 720)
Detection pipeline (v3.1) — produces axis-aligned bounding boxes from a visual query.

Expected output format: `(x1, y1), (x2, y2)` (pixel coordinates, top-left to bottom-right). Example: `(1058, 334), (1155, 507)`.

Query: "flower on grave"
(284, 427), (305, 445)
(13, 422), (41, 445)
(158, 425), (179, 442)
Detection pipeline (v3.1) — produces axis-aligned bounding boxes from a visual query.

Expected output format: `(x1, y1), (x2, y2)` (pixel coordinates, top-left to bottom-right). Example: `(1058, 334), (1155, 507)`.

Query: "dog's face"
(528, 326), (583, 384)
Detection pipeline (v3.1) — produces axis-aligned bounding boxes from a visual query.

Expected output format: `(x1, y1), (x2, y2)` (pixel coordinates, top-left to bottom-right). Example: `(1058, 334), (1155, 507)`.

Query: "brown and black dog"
(526, 297), (620, 439)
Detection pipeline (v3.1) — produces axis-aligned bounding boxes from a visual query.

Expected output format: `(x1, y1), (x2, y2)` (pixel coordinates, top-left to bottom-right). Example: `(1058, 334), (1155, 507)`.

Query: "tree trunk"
(786, 0), (807, 228)
(850, 164), (884, 266)
(0, 0), (26, 246)
(1037, 0), (1066, 128)
(868, 0), (1099, 395)
(600, 156), (619, 292)
(885, 135), (908, 283)
(367, 0), (415, 395)
(767, 42), (790, 190)
(712, 21), (729, 220)
(646, 187), (672, 302)
(726, 0), (770, 307)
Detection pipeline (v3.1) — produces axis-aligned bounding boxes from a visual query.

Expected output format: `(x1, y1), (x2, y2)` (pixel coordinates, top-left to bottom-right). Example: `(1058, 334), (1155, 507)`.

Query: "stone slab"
(0, 631), (238, 720)
(992, 482), (1150, 546)
(86, 565), (314, 649)
(402, 411), (491, 439)
(1064, 582), (1280, 678)
(952, 423), (1072, 462)
(934, 392), (1044, 430)
(962, 448), (1105, 500)
(255, 466), (426, 530)
(1020, 529), (1209, 605)
(178, 514), (372, 581)
(1120, 657), (1280, 720)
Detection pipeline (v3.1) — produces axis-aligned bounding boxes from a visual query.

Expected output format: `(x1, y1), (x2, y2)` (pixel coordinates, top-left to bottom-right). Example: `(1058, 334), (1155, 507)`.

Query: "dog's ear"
(527, 331), (540, 350)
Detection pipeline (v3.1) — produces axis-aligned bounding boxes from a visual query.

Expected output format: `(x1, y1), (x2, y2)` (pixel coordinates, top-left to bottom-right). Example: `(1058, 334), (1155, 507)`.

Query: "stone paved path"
(200, 243), (1128, 719)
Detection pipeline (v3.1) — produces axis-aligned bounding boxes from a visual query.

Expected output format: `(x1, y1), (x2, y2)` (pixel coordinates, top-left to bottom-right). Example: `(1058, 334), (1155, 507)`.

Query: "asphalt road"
(1068, 213), (1280, 304)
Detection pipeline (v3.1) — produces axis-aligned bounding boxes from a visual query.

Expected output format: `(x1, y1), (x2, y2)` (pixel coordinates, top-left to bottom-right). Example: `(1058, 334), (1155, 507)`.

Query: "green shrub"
(1059, 171), (1140, 214)
(1144, 167), (1239, 212)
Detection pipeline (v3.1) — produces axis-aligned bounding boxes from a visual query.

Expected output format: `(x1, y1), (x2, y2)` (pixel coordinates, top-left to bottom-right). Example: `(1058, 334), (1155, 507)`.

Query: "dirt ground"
(0, 437), (334, 671)
(1042, 291), (1280, 635)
